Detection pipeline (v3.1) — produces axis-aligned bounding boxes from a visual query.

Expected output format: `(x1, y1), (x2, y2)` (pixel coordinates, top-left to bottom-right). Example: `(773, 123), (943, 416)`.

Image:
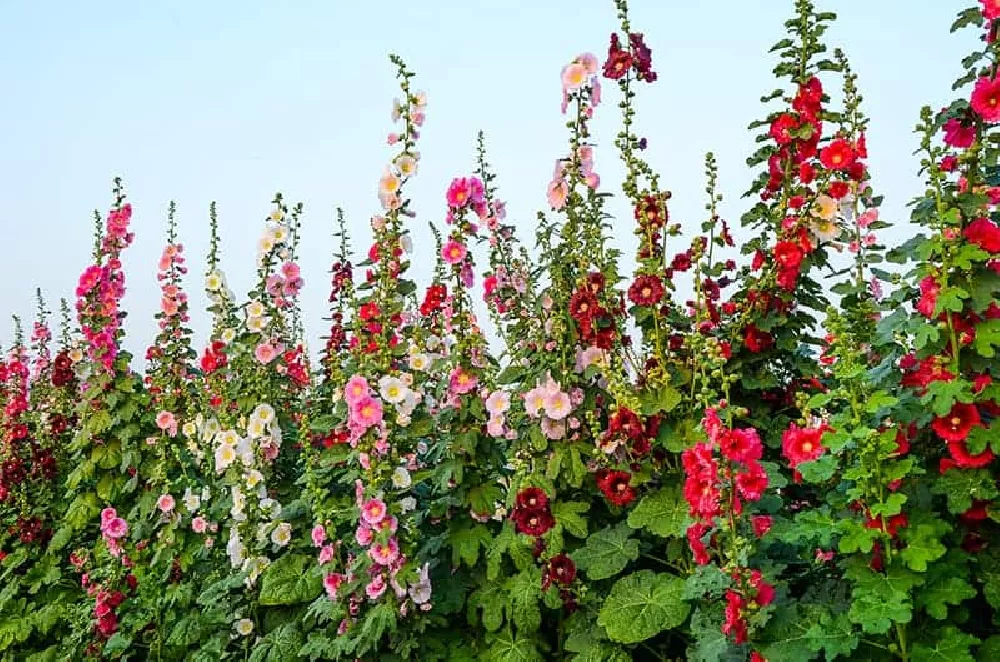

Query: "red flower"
(769, 113), (798, 145)
(982, 0), (1000, 20)
(964, 217), (1000, 252)
(947, 438), (995, 469)
(743, 324), (773, 353)
(819, 138), (856, 171)
(749, 569), (775, 606)
(686, 522), (712, 565)
(750, 653), (767, 662)
(972, 76), (1000, 123)
(718, 428), (763, 464)
(568, 288), (598, 322)
(931, 403), (982, 442)
(628, 32), (656, 82)
(627, 274), (664, 307)
(722, 590), (748, 644)
(828, 181), (850, 199)
(915, 276), (940, 318)
(634, 195), (666, 228)
(597, 469), (636, 506)
(735, 461), (769, 502)
(773, 241), (804, 271)
(546, 554), (577, 586)
(943, 118), (976, 148)
(751, 515), (773, 538)
(781, 424), (825, 468)
(602, 33), (633, 79)
(865, 513), (908, 539)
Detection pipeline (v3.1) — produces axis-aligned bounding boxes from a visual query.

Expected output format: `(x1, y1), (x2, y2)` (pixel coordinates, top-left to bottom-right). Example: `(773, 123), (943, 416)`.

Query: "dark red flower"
(546, 554), (577, 586)
(516, 487), (549, 511)
(627, 275), (664, 307)
(597, 469), (636, 506)
(602, 34), (633, 79)
(743, 324), (773, 353)
(628, 32), (656, 82)
(943, 117), (976, 148)
(513, 507), (554, 537)
(751, 515), (772, 538)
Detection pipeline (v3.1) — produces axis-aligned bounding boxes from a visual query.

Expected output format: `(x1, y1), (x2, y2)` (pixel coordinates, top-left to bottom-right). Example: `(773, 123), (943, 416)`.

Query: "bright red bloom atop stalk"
(972, 76), (1000, 123)
(983, 0), (1000, 20)
(628, 274), (664, 307)
(718, 428), (763, 464)
(773, 241), (804, 270)
(931, 403), (982, 442)
(782, 424), (826, 468)
(819, 138), (856, 171)
(964, 217), (1000, 253)
(597, 469), (636, 506)
(915, 276), (940, 318)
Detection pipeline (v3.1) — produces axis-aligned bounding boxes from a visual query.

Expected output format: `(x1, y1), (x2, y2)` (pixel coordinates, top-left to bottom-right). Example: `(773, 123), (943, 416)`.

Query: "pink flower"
(255, 343), (278, 364)
(449, 367), (478, 395)
(368, 538), (400, 566)
(446, 177), (475, 209)
(324, 573), (345, 600)
(156, 493), (176, 513)
(311, 525), (326, 547)
(361, 499), (388, 526)
(543, 391), (572, 420)
(318, 544), (335, 564)
(561, 61), (589, 91)
(192, 517), (207, 533)
(365, 575), (387, 601)
(101, 507), (118, 525)
(547, 180), (569, 210)
(103, 517), (128, 540)
(281, 262), (301, 280)
(344, 375), (370, 405)
(351, 395), (384, 429)
(441, 240), (467, 265)
(155, 411), (176, 433)
(356, 525), (374, 546)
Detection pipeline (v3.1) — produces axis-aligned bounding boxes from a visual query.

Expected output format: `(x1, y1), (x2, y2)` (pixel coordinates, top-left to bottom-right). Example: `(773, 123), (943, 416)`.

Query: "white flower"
(218, 429), (240, 446)
(379, 376), (409, 404)
(246, 316), (268, 333)
(409, 353), (430, 371)
(205, 271), (225, 292)
(246, 301), (265, 319)
(236, 437), (254, 466)
(234, 618), (254, 636)
(182, 488), (201, 512)
(258, 236), (275, 254)
(247, 418), (267, 438)
(227, 529), (245, 568)
(182, 421), (197, 437)
(252, 403), (276, 425)
(400, 497), (417, 512)
(221, 328), (237, 344)
(245, 469), (264, 489)
(215, 443), (236, 473)
(271, 225), (289, 244)
(271, 522), (292, 547)
(401, 234), (413, 253)
(392, 467), (412, 489)
(259, 498), (281, 518)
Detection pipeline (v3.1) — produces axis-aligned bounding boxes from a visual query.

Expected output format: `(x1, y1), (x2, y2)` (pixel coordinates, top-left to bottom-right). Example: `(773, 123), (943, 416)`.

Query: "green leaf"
(796, 454), (837, 483)
(250, 623), (304, 662)
(259, 554), (321, 606)
(846, 562), (923, 634)
(597, 570), (690, 644)
(166, 614), (203, 647)
(571, 523), (639, 580)
(552, 501), (589, 539)
(900, 523), (947, 572)
(932, 469), (1000, 514)
(450, 524), (493, 568)
(911, 627), (979, 662)
(919, 576), (976, 620)
(973, 319), (1000, 358)
(804, 611), (859, 660)
(506, 567), (542, 633)
(469, 584), (505, 632)
(627, 486), (686, 538)
(488, 630), (544, 662)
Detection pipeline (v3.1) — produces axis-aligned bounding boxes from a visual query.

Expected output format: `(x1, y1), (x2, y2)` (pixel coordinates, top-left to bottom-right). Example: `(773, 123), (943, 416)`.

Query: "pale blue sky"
(0, 1), (976, 354)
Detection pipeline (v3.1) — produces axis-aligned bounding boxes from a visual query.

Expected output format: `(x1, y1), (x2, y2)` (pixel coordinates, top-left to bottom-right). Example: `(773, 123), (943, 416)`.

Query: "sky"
(0, 1), (980, 357)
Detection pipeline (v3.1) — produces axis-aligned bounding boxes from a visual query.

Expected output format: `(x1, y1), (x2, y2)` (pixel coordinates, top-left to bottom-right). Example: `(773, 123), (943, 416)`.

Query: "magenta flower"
(441, 239), (467, 265)
(360, 498), (388, 526)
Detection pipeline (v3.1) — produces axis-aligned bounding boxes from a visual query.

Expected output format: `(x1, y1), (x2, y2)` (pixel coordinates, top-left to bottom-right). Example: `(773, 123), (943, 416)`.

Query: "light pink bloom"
(547, 180), (568, 210)
(311, 524), (326, 547)
(355, 525), (374, 546)
(449, 367), (478, 395)
(351, 395), (384, 429)
(255, 343), (278, 364)
(524, 386), (548, 418)
(155, 411), (176, 433)
(281, 262), (301, 280)
(103, 517), (128, 540)
(156, 493), (176, 513)
(544, 391), (572, 420)
(561, 61), (588, 91)
(192, 516), (208, 533)
(318, 544), (335, 564)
